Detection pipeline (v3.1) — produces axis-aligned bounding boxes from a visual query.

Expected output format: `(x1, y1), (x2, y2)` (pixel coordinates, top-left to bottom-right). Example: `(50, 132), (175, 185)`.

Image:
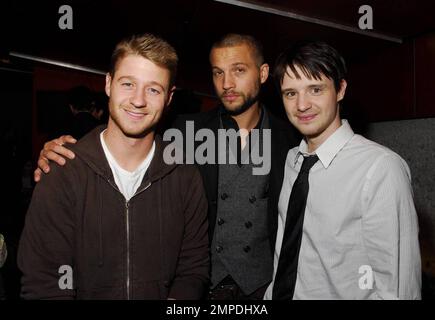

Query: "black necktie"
(272, 155), (319, 300)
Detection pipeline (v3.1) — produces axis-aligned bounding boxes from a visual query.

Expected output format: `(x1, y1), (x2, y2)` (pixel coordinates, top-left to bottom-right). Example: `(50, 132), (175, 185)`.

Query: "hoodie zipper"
(105, 178), (152, 299)
(124, 182), (152, 300)
(125, 201), (130, 300)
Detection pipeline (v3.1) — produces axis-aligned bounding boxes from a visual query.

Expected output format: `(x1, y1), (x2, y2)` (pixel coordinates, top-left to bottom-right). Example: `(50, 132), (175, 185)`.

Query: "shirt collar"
(293, 119), (354, 169)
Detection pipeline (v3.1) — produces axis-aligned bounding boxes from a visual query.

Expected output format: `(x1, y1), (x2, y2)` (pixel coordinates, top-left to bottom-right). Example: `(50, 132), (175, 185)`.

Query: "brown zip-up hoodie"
(18, 126), (209, 299)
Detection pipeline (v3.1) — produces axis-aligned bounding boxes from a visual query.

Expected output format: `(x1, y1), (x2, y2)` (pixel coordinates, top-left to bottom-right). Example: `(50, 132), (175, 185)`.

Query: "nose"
(296, 93), (311, 112)
(130, 88), (146, 108)
(222, 74), (235, 91)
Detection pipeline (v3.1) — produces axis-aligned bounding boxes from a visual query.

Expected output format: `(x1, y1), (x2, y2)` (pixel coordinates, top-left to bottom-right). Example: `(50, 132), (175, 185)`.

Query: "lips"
(222, 93), (240, 102)
(297, 114), (316, 122)
(124, 109), (146, 120)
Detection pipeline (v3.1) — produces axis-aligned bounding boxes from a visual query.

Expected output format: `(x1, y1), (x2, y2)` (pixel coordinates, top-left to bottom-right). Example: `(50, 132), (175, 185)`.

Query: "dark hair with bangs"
(274, 41), (347, 91)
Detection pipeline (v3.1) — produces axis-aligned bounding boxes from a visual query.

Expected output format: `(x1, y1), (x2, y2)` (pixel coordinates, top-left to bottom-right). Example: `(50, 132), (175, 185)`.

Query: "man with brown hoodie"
(18, 34), (209, 300)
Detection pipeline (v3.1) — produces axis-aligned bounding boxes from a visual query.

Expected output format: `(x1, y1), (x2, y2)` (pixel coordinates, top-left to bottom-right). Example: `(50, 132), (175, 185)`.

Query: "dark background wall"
(365, 118), (435, 297)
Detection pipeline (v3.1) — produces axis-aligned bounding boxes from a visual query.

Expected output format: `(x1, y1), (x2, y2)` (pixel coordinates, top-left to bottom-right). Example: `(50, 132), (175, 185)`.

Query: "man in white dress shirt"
(264, 41), (421, 299)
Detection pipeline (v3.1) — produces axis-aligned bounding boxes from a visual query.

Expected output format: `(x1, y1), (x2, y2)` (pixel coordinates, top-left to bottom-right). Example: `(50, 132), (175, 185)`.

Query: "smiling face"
(105, 54), (174, 138)
(281, 65), (347, 151)
(209, 44), (268, 115)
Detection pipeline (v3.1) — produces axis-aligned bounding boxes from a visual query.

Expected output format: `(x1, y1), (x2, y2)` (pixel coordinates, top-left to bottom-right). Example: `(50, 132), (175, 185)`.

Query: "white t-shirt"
(100, 131), (155, 201)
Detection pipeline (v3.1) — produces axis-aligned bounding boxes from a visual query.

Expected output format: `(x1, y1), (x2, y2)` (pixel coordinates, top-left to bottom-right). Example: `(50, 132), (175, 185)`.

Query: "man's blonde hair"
(109, 33), (178, 87)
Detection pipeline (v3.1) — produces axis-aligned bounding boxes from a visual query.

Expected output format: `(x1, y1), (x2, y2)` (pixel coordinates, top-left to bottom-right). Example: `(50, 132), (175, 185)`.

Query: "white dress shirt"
(265, 120), (421, 300)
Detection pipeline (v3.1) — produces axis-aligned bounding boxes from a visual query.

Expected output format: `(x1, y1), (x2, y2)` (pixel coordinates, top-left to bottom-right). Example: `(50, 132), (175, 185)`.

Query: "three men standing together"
(23, 33), (421, 300)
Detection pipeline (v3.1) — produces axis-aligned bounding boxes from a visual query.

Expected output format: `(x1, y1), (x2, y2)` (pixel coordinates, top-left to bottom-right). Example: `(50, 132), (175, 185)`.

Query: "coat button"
(243, 246), (251, 253)
(249, 195), (256, 203)
(221, 193), (229, 200)
(216, 246), (223, 253)
(245, 221), (252, 229)
(217, 218), (225, 226)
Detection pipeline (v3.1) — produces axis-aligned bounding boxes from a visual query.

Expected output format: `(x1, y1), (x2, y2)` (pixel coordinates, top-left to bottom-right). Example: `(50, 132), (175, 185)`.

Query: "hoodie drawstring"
(158, 181), (169, 294)
(98, 176), (104, 267)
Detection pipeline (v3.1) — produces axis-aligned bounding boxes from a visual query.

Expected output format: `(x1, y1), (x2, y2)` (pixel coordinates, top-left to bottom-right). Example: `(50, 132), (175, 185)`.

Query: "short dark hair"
(109, 33), (178, 88)
(274, 41), (347, 91)
(211, 33), (265, 66)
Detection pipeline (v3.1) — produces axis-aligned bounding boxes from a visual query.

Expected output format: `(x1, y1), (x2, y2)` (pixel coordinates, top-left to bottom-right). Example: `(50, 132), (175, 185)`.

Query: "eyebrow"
(308, 84), (327, 89)
(212, 62), (249, 69)
(117, 76), (165, 90)
(281, 84), (326, 94)
(231, 63), (248, 67)
(281, 88), (295, 94)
